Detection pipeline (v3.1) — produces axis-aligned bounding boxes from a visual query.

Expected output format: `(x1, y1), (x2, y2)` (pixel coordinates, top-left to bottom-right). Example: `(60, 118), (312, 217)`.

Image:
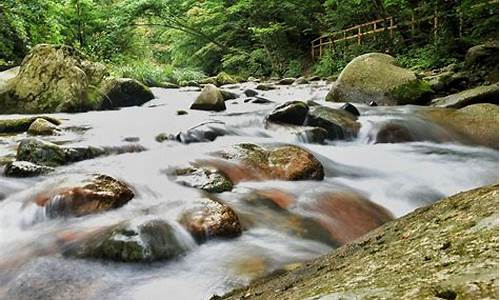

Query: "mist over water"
(0, 82), (497, 300)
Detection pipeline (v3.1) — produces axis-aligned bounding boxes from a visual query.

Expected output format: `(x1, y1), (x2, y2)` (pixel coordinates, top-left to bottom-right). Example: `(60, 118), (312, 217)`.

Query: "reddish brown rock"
(307, 192), (393, 244)
(179, 196), (241, 243)
(203, 143), (324, 183)
(34, 174), (134, 217)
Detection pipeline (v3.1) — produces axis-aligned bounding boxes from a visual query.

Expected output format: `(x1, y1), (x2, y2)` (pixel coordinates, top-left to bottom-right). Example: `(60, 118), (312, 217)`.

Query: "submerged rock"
(4, 161), (54, 177)
(27, 118), (60, 135)
(179, 196), (241, 243)
(375, 122), (414, 144)
(190, 84), (226, 111)
(326, 53), (433, 105)
(265, 101), (309, 126)
(209, 143), (324, 182)
(173, 166), (233, 193)
(265, 123), (328, 144)
(243, 89), (259, 97)
(163, 121), (235, 144)
(430, 83), (499, 108)
(65, 219), (186, 262)
(220, 184), (499, 300)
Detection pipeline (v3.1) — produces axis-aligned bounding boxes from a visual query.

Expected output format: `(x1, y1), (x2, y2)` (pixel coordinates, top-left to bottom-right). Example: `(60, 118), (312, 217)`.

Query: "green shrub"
(109, 61), (172, 87)
(285, 59), (302, 77)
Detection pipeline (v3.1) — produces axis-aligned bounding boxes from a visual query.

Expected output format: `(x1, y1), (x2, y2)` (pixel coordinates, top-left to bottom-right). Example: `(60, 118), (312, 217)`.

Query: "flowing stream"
(0, 81), (498, 300)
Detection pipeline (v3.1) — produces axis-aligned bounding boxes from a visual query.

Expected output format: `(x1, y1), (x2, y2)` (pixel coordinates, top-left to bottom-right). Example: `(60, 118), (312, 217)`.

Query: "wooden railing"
(311, 0), (498, 59)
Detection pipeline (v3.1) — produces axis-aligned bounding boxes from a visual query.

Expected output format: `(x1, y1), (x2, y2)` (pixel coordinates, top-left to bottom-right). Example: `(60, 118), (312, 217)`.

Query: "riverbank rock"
(278, 78), (296, 85)
(179, 196), (241, 243)
(326, 53), (433, 105)
(265, 101), (309, 126)
(190, 84), (226, 111)
(0, 116), (60, 134)
(465, 41), (499, 83)
(430, 83), (499, 108)
(304, 106), (360, 139)
(220, 184), (499, 300)
(0, 44), (107, 113)
(65, 219), (187, 262)
(0, 44), (155, 113)
(98, 78), (154, 110)
(4, 161), (54, 177)
(424, 103), (499, 149)
(207, 143), (324, 182)
(173, 166), (233, 193)
(27, 118), (60, 135)
(34, 174), (134, 218)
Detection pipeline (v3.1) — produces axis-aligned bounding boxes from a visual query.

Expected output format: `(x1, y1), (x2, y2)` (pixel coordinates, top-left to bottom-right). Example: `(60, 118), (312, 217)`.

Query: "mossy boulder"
(216, 72), (238, 86)
(265, 101), (309, 126)
(190, 84), (226, 111)
(98, 78), (154, 110)
(4, 161), (54, 177)
(34, 174), (134, 218)
(326, 53), (433, 105)
(173, 166), (233, 193)
(0, 44), (108, 113)
(17, 138), (66, 167)
(304, 106), (360, 140)
(430, 83), (499, 109)
(221, 184), (499, 300)
(0, 116), (60, 134)
(179, 196), (242, 243)
(27, 118), (60, 135)
(465, 41), (499, 83)
(64, 219), (187, 262)
(0, 44), (154, 113)
(423, 103), (499, 149)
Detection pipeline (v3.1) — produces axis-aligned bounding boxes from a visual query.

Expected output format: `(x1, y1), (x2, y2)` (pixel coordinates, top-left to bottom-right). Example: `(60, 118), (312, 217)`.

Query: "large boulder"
(423, 103), (499, 149)
(0, 44), (107, 113)
(207, 143), (324, 182)
(64, 219), (187, 262)
(304, 106), (360, 140)
(0, 44), (154, 114)
(326, 53), (433, 105)
(221, 185), (499, 300)
(98, 78), (154, 110)
(34, 174), (134, 218)
(265, 101), (309, 126)
(465, 41), (499, 83)
(179, 196), (241, 242)
(430, 83), (499, 108)
(190, 84), (226, 111)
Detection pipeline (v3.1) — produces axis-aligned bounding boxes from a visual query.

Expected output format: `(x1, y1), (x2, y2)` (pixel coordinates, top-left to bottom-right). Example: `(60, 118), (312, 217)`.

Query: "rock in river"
(206, 143), (324, 182)
(64, 219), (187, 262)
(173, 166), (233, 193)
(265, 101), (309, 126)
(190, 84), (226, 111)
(326, 53), (433, 105)
(99, 78), (155, 110)
(4, 161), (54, 177)
(34, 174), (135, 218)
(430, 83), (499, 109)
(27, 118), (60, 135)
(304, 105), (360, 140)
(179, 196), (242, 243)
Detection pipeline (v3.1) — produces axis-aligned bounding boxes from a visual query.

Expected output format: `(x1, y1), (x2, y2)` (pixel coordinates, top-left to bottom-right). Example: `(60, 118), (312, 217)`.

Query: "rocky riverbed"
(0, 44), (498, 300)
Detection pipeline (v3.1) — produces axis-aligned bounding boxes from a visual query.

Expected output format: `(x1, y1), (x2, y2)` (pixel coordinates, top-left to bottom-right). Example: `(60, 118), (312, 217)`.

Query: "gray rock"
(190, 84), (226, 111)
(430, 83), (499, 108)
(4, 161), (54, 177)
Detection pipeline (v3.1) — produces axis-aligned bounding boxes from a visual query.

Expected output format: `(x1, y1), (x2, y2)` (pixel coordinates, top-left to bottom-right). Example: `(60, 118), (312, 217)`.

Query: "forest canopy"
(0, 0), (498, 79)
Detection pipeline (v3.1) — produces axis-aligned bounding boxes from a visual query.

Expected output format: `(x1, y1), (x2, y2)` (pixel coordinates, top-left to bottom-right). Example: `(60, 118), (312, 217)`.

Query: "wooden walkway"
(311, 1), (498, 59)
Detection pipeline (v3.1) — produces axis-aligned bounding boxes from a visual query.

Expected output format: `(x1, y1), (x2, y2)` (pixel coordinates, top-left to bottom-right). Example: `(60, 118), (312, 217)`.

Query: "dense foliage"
(0, 0), (497, 77)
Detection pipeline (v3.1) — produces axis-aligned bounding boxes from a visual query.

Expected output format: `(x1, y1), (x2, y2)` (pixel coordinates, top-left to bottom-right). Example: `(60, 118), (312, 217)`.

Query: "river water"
(0, 82), (497, 299)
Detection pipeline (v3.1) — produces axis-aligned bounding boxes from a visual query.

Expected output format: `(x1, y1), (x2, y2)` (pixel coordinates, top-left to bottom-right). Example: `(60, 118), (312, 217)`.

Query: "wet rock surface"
(34, 174), (135, 218)
(179, 196), (242, 243)
(173, 166), (233, 193)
